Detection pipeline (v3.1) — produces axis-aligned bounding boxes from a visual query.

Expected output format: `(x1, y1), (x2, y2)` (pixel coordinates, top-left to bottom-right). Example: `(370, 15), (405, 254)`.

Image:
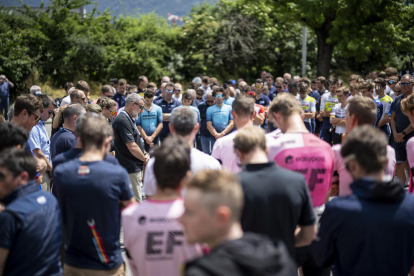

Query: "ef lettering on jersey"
(78, 165), (90, 175)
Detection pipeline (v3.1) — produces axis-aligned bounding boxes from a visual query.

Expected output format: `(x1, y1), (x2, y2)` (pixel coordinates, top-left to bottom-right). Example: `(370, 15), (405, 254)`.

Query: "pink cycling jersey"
(121, 199), (203, 276)
(267, 133), (334, 207)
(333, 144), (396, 196)
(407, 137), (414, 193)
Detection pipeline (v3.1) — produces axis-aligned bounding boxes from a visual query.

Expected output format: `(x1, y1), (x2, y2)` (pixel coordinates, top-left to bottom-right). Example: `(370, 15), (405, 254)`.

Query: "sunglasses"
(400, 82), (412, 87)
(77, 96), (87, 101)
(256, 85), (263, 89)
(166, 89), (174, 93)
(110, 110), (117, 115)
(104, 94), (114, 99)
(28, 110), (41, 122)
(174, 89), (181, 92)
(387, 80), (396, 85)
(133, 102), (144, 109)
(215, 94), (223, 98)
(206, 100), (215, 103)
(276, 86), (283, 89)
(247, 91), (256, 97)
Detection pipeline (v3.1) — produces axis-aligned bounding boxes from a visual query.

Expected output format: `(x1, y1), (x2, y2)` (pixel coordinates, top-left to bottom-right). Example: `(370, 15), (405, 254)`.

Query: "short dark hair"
(153, 136), (191, 190)
(0, 148), (37, 180)
(165, 82), (175, 89)
(288, 81), (297, 89)
(138, 76), (147, 84)
(128, 85), (137, 92)
(341, 125), (388, 173)
(171, 106), (198, 136)
(311, 79), (317, 84)
(101, 85), (113, 94)
(14, 94), (43, 117)
(62, 104), (86, 122)
(265, 74), (274, 80)
(317, 76), (326, 84)
(374, 78), (387, 87)
(80, 113), (113, 151)
(70, 89), (84, 101)
(182, 92), (192, 101)
(232, 95), (255, 116)
(255, 78), (264, 84)
(212, 87), (224, 97)
(110, 78), (118, 84)
(202, 76), (209, 84)
(144, 90), (155, 98)
(64, 82), (74, 91)
(0, 123), (29, 152)
(189, 82), (200, 90)
(328, 78), (339, 85)
(75, 80), (90, 93)
(37, 95), (55, 109)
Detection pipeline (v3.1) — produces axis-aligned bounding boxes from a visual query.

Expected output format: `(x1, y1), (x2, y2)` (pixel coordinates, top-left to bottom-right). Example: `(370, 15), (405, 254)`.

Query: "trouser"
(41, 170), (51, 192)
(158, 134), (170, 143)
(380, 124), (391, 140)
(129, 171), (143, 202)
(195, 134), (203, 151)
(296, 246), (331, 276)
(319, 128), (334, 145)
(311, 119), (316, 133)
(333, 133), (344, 145)
(64, 263), (125, 276)
(304, 122), (312, 133)
(0, 96), (9, 120)
(200, 135), (216, 155)
(143, 135), (159, 154)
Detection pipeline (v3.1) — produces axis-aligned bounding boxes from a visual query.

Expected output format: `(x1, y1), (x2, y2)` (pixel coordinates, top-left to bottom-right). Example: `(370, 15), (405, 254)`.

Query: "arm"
(295, 224), (317, 247)
(6, 78), (14, 88)
(391, 111), (404, 143)
(120, 198), (136, 211)
(52, 105), (67, 129)
(207, 121), (218, 136)
(220, 120), (234, 136)
(304, 111), (315, 119)
(150, 123), (163, 140)
(378, 114), (390, 127)
(32, 149), (52, 171)
(163, 113), (171, 122)
(137, 126), (148, 139)
(0, 248), (9, 276)
(330, 117), (342, 125)
(254, 113), (264, 125)
(126, 142), (147, 162)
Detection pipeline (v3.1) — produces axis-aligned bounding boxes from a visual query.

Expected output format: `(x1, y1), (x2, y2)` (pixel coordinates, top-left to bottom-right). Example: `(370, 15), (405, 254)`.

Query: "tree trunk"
(314, 19), (336, 78)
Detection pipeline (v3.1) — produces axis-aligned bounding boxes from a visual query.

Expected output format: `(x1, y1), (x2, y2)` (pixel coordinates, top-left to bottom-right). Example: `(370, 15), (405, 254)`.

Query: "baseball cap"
(227, 80), (236, 85)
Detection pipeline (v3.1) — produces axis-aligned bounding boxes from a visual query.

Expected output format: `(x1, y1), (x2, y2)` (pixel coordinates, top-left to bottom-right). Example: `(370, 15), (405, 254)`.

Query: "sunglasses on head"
(28, 110), (41, 122)
(247, 91), (256, 97)
(400, 82), (412, 87)
(166, 89), (174, 93)
(215, 94), (223, 98)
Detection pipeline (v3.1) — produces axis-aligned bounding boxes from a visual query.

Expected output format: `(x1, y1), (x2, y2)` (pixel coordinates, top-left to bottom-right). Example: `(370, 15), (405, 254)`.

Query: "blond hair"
(401, 93), (414, 115)
(269, 93), (302, 120)
(234, 126), (266, 154)
(188, 170), (244, 222)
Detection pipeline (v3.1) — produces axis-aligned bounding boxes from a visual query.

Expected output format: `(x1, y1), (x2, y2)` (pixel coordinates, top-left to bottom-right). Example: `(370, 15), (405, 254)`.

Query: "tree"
(268, 0), (414, 77)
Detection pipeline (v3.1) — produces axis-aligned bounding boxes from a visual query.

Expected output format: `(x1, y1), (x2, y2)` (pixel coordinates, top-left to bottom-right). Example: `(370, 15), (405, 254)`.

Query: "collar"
(244, 162), (275, 172)
(161, 98), (175, 105)
(0, 181), (39, 205)
(38, 120), (45, 127)
(60, 127), (74, 133)
(122, 110), (135, 123)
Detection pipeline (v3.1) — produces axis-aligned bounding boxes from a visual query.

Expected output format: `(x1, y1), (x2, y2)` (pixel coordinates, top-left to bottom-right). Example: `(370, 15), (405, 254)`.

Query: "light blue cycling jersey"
(223, 97), (235, 106)
(136, 104), (163, 135)
(206, 104), (233, 133)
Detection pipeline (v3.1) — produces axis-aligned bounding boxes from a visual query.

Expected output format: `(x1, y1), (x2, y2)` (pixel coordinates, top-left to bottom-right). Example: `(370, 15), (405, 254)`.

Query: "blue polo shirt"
(0, 81), (10, 97)
(53, 159), (134, 270)
(28, 120), (52, 164)
(50, 127), (77, 161)
(223, 96), (235, 106)
(158, 98), (182, 137)
(255, 94), (270, 129)
(206, 104), (233, 133)
(113, 92), (126, 108)
(0, 181), (62, 276)
(136, 104), (163, 136)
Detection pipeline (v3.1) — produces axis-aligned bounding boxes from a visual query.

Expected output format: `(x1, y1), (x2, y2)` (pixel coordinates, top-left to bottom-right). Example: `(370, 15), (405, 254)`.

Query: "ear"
(193, 123), (200, 134)
(169, 123), (175, 134)
(73, 115), (78, 124)
(231, 110), (236, 119)
(19, 171), (30, 183)
(252, 110), (257, 120)
(216, 205), (232, 226)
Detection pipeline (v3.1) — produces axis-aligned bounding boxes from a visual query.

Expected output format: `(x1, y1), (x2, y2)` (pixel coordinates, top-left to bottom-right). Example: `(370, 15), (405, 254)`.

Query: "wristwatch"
(402, 131), (407, 136)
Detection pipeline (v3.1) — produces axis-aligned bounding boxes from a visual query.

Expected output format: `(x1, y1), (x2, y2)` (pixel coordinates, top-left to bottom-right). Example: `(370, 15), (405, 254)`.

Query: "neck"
(319, 86), (325, 92)
(208, 223), (244, 250)
(284, 114), (309, 133)
(75, 140), (82, 149)
(244, 149), (269, 165)
(62, 123), (75, 132)
(405, 90), (413, 97)
(79, 148), (105, 162)
(124, 107), (134, 118)
(357, 171), (385, 182)
(235, 117), (253, 130)
(144, 102), (152, 109)
(331, 91), (336, 96)
(118, 90), (125, 96)
(216, 102), (223, 107)
(165, 97), (173, 103)
(150, 188), (181, 201)
(299, 93), (306, 99)
(256, 92), (262, 98)
(11, 117), (23, 127)
(341, 101), (347, 108)
(377, 91), (385, 98)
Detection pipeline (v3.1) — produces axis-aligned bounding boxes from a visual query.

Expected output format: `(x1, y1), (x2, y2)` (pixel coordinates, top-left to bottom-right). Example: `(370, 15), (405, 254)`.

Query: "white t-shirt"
(60, 95), (71, 106)
(144, 148), (221, 196)
(172, 94), (182, 102)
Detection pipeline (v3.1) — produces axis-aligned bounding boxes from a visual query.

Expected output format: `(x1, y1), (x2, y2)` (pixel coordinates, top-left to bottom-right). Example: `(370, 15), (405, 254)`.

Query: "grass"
(37, 81), (103, 101)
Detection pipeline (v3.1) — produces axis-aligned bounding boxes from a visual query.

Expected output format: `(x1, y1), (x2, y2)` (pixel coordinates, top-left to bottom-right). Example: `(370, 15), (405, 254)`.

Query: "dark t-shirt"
(113, 92), (126, 108)
(53, 159), (133, 270)
(50, 127), (77, 161)
(238, 162), (315, 257)
(157, 98), (182, 137)
(112, 111), (145, 174)
(198, 102), (213, 137)
(394, 94), (414, 140)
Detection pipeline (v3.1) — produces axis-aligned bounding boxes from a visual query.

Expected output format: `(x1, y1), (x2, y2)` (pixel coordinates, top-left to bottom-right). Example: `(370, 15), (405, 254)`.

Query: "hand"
(0, 204), (4, 213)
(58, 105), (68, 113)
(316, 114), (323, 122)
(144, 154), (150, 165)
(145, 136), (154, 144)
(394, 133), (405, 143)
(215, 132), (224, 139)
(214, 133), (221, 139)
(36, 159), (47, 173)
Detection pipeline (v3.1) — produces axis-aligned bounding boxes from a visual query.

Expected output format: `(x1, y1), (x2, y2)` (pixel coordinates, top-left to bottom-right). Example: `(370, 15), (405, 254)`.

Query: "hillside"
(1, 0), (216, 18)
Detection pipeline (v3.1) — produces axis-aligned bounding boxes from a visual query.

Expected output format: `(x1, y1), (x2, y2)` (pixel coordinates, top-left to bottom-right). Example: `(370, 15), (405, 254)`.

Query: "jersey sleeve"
(388, 101), (395, 116)
(206, 107), (212, 122)
(310, 99), (316, 113)
(117, 120), (136, 144)
(0, 212), (20, 250)
(136, 113), (142, 127)
(330, 105), (337, 117)
(320, 95), (326, 112)
(28, 127), (41, 150)
(143, 157), (157, 197)
(157, 107), (163, 124)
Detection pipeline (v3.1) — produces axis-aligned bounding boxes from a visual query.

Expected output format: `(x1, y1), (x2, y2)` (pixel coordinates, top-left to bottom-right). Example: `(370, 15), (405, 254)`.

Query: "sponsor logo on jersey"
(295, 156), (325, 163)
(285, 156), (293, 164)
(78, 165), (90, 175)
(139, 216), (147, 225)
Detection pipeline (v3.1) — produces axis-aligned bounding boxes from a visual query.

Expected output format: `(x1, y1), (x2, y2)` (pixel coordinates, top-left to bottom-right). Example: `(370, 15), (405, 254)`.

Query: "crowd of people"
(1, 68), (414, 276)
